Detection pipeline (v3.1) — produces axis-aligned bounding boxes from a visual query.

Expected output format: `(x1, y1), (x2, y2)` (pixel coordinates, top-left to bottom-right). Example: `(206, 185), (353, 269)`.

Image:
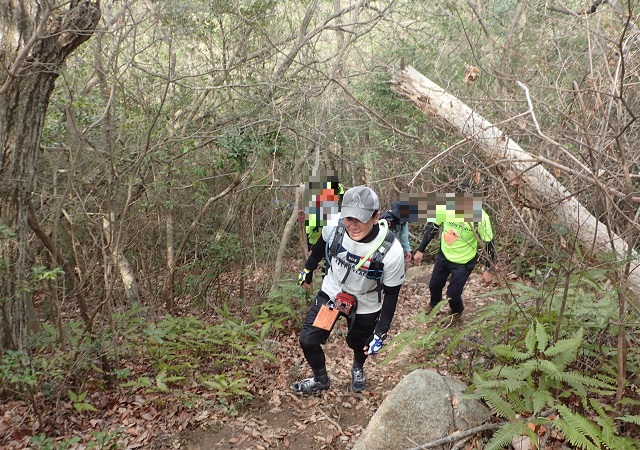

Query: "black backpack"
(379, 210), (403, 235)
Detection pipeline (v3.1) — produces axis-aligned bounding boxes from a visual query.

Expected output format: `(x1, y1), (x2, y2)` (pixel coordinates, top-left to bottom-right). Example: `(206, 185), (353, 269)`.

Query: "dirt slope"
(178, 265), (495, 450)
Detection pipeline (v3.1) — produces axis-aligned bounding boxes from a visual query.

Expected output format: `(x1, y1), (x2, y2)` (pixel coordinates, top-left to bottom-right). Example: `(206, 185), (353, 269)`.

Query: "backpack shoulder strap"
(371, 228), (395, 263)
(326, 219), (346, 264)
(367, 223), (396, 303)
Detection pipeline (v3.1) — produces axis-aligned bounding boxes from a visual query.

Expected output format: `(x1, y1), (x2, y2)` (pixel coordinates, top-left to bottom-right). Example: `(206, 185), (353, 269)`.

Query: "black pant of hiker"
(428, 251), (478, 314)
(299, 291), (378, 376)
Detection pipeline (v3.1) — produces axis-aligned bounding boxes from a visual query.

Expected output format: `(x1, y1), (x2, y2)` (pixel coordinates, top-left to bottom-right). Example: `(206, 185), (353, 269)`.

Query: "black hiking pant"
(428, 250), (477, 314)
(299, 291), (379, 373)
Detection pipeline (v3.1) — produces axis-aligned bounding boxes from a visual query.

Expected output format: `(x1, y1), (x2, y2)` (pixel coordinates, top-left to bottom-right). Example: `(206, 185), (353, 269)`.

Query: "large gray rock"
(404, 264), (433, 284)
(353, 369), (490, 450)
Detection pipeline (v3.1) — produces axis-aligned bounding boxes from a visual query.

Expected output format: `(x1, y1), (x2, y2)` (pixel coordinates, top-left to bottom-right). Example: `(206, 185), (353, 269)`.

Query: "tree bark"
(0, 1), (101, 351)
(103, 213), (139, 305)
(272, 0), (368, 284)
(27, 202), (91, 325)
(163, 175), (243, 311)
(391, 65), (640, 296)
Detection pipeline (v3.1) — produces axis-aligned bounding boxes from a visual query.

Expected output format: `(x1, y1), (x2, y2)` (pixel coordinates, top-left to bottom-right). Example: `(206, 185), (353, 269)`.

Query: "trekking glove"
(298, 268), (312, 286)
(365, 333), (386, 355)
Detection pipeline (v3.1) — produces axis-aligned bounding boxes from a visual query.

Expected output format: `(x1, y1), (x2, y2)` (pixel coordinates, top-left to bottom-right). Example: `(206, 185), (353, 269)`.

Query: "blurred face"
(455, 195), (473, 215)
(343, 212), (379, 241)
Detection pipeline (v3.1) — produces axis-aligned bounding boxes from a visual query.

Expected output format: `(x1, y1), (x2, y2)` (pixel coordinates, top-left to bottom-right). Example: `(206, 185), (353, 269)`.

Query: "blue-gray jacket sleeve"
(399, 223), (411, 253)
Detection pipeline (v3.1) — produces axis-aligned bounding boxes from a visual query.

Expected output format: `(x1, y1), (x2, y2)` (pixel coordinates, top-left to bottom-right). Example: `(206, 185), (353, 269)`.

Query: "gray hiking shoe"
(291, 377), (330, 394)
(351, 367), (366, 392)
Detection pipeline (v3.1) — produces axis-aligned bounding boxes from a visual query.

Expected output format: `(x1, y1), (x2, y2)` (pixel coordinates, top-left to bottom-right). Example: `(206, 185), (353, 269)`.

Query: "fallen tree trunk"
(391, 65), (640, 297)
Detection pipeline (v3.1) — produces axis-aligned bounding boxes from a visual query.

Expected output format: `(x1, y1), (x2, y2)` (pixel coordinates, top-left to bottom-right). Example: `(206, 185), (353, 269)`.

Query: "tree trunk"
(274, 184), (305, 283)
(391, 66), (640, 296)
(0, 1), (101, 351)
(103, 213), (140, 305)
(163, 176), (242, 312)
(164, 206), (176, 312)
(27, 202), (91, 326)
(297, 185), (309, 260)
(271, 0), (364, 285)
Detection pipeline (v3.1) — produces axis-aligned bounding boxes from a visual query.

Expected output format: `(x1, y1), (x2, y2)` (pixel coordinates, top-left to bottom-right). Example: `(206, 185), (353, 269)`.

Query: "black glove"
(298, 268), (312, 285)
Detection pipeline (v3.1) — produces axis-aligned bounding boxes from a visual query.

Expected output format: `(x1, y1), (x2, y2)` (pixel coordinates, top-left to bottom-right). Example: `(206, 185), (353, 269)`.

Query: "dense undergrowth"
(390, 265), (640, 450)
(0, 278), (310, 449)
(3, 263), (640, 449)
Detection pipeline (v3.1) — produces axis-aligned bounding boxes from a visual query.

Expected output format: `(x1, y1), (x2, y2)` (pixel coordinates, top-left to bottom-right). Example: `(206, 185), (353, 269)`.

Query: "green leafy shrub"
(0, 350), (41, 391)
(259, 281), (309, 333)
(0, 347), (66, 406)
(181, 231), (242, 303)
(468, 320), (640, 450)
(29, 429), (122, 450)
(121, 310), (277, 405)
(409, 262), (640, 449)
(68, 389), (98, 412)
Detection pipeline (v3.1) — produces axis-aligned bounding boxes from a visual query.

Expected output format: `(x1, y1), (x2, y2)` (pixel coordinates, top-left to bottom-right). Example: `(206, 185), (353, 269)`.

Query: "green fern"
(472, 369), (528, 393)
(487, 364), (533, 381)
(525, 323), (537, 354)
(505, 390), (528, 413)
(483, 420), (528, 450)
(467, 320), (631, 448)
(537, 359), (562, 377)
(553, 371), (615, 393)
(380, 328), (434, 367)
(478, 388), (517, 419)
(534, 320), (549, 353)
(617, 397), (640, 407)
(491, 344), (533, 361)
(588, 399), (640, 449)
(555, 404), (605, 450)
(555, 403), (640, 450)
(543, 329), (582, 358)
(416, 270), (639, 450)
(617, 415), (640, 425)
(531, 389), (554, 414)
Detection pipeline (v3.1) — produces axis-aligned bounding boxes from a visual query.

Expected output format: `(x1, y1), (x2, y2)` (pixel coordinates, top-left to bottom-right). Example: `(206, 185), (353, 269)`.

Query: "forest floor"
(4, 259), (640, 449)
(176, 263), (499, 450)
(0, 262), (499, 450)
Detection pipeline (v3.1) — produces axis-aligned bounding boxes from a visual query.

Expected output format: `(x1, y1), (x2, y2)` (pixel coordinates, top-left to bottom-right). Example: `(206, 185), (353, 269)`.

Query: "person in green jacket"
(413, 181), (496, 322)
(305, 182), (344, 251)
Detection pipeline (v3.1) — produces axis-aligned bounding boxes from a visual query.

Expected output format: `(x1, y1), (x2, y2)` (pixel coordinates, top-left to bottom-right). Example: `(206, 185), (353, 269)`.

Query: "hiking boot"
(291, 377), (330, 394)
(441, 312), (463, 329)
(451, 313), (463, 325)
(351, 367), (366, 392)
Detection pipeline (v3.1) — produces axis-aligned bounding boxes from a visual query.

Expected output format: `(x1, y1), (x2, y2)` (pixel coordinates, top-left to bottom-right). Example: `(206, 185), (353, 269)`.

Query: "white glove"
(366, 334), (385, 355)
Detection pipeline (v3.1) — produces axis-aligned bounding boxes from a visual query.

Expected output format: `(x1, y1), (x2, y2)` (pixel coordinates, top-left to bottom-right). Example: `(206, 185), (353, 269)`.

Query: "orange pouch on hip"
(312, 304), (340, 331)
